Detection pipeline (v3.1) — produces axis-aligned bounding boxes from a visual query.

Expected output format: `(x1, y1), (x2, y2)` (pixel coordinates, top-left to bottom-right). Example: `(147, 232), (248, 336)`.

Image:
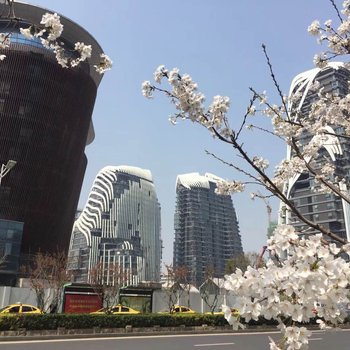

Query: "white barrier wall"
(0, 287), (37, 308)
(152, 289), (237, 313)
(0, 286), (238, 313)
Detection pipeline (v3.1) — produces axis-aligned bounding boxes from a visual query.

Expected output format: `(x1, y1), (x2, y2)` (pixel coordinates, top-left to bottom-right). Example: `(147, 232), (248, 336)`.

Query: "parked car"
(90, 304), (140, 315)
(0, 303), (43, 315)
(159, 305), (196, 314)
(205, 307), (239, 316)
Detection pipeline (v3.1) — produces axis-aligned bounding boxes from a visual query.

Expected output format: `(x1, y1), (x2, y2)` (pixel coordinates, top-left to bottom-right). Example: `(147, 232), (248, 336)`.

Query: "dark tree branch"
(329, 0), (343, 23)
(262, 44), (290, 121)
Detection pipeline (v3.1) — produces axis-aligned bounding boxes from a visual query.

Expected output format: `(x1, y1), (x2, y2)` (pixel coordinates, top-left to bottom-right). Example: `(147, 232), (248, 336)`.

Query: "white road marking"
(194, 343), (234, 347)
(309, 338), (323, 341)
(0, 333), (271, 345)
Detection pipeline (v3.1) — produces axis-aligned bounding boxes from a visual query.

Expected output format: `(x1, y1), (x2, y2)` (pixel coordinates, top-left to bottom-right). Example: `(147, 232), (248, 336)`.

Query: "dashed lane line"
(194, 343), (235, 347)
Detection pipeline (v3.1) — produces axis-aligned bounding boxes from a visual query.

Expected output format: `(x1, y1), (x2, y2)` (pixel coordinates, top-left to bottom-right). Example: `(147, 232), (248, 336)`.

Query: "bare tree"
(176, 265), (193, 308)
(199, 266), (220, 314)
(162, 264), (191, 312)
(89, 262), (128, 313)
(22, 251), (71, 313)
(199, 280), (220, 314)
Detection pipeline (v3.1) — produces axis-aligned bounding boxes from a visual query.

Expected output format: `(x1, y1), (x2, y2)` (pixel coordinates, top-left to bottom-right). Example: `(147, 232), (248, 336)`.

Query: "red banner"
(64, 293), (102, 314)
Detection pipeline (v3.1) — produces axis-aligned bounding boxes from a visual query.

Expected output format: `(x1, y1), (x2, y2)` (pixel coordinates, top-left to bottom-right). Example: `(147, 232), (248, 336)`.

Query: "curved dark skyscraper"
(0, 2), (105, 284)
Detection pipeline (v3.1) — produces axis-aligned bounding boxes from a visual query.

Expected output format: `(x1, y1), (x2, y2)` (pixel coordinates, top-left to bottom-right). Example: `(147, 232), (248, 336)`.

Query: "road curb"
(0, 326), (279, 341)
(0, 324), (349, 342)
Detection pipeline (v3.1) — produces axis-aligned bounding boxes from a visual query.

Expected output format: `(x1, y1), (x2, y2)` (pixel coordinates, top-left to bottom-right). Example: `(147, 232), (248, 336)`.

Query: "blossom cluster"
(255, 74), (350, 194)
(215, 180), (245, 195)
(223, 224), (350, 349)
(252, 156), (269, 171)
(308, 1), (350, 67)
(272, 158), (306, 190)
(0, 33), (10, 49)
(3, 12), (112, 74)
(142, 65), (236, 139)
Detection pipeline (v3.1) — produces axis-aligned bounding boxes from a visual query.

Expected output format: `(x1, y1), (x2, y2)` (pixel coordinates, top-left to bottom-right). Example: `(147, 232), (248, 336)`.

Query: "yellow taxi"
(171, 305), (196, 314)
(164, 305), (196, 314)
(205, 307), (239, 316)
(91, 304), (140, 315)
(0, 303), (43, 315)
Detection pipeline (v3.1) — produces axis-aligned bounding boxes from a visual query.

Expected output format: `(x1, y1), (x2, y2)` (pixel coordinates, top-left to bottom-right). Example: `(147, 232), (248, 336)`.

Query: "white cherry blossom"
(222, 225), (350, 349)
(94, 54), (113, 74)
(40, 12), (63, 41)
(20, 27), (33, 40)
(252, 156), (269, 171)
(215, 180), (245, 195)
(154, 65), (167, 83)
(0, 11), (112, 74)
(142, 81), (154, 98)
(307, 20), (321, 36)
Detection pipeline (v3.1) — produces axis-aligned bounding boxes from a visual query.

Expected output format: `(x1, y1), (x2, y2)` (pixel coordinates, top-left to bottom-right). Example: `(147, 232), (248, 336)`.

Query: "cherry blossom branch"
(329, 0), (343, 22)
(323, 130), (350, 140)
(205, 150), (263, 185)
(0, 6), (112, 74)
(236, 94), (258, 140)
(229, 133), (347, 244)
(144, 3), (350, 348)
(262, 44), (290, 121)
(205, 121), (347, 244)
(143, 65), (348, 245)
(246, 124), (285, 141)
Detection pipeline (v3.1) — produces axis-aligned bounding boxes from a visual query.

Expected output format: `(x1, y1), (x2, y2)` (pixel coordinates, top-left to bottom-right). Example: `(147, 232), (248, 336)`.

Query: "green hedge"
(0, 313), (347, 331)
(0, 314), (230, 331)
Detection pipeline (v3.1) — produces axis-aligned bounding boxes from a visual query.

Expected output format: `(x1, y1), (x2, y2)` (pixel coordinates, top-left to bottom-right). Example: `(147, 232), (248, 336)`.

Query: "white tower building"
(68, 166), (161, 285)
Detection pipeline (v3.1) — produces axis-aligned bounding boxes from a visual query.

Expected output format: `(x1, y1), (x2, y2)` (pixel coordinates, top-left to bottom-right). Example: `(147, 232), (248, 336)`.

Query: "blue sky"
(32, 0), (336, 264)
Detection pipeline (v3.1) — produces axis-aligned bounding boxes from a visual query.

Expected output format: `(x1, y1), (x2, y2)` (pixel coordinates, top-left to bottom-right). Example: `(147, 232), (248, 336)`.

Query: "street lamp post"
(0, 160), (16, 186)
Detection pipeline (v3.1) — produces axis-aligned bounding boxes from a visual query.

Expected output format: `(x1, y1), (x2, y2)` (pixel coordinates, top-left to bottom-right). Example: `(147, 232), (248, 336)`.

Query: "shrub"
(0, 313), (344, 331)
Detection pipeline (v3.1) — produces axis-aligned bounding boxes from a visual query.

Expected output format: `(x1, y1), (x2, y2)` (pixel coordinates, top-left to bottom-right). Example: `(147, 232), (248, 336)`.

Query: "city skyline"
(30, 0), (336, 264)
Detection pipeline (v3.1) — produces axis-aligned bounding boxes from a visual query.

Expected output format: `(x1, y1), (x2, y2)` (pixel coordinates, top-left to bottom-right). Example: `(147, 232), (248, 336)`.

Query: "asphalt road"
(0, 329), (349, 350)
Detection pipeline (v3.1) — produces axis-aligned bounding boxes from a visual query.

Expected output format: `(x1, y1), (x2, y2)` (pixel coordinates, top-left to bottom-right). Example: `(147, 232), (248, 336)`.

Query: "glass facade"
(68, 166), (162, 285)
(0, 219), (23, 285)
(173, 173), (243, 287)
(0, 3), (105, 285)
(282, 64), (350, 241)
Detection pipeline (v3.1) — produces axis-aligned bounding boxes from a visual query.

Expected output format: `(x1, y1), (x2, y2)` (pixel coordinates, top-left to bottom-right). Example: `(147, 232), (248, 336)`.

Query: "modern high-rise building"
(173, 172), (243, 287)
(281, 63), (350, 241)
(0, 2), (105, 284)
(68, 166), (162, 285)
